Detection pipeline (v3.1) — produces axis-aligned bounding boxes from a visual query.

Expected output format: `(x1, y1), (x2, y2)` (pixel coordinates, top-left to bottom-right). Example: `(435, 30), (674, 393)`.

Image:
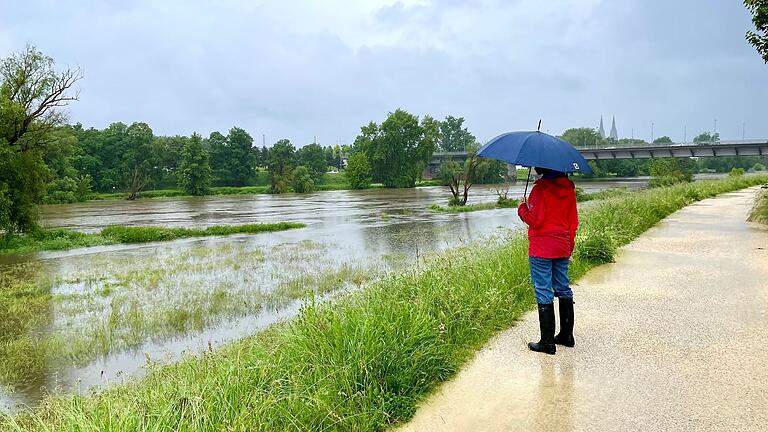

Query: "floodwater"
(0, 180), (644, 412)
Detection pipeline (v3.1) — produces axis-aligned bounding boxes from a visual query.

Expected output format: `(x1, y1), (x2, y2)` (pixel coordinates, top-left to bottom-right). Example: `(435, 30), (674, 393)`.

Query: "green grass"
(429, 187), (628, 214)
(748, 187), (768, 224)
(0, 222), (306, 254)
(575, 187), (631, 202)
(2, 175), (766, 431)
(430, 199), (519, 213)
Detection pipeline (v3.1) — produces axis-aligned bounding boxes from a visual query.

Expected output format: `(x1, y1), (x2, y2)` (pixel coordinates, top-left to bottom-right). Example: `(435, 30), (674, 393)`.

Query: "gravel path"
(398, 187), (768, 432)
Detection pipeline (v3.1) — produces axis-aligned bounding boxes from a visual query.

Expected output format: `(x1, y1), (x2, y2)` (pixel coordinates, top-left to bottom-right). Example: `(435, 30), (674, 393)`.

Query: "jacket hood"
(538, 177), (575, 198)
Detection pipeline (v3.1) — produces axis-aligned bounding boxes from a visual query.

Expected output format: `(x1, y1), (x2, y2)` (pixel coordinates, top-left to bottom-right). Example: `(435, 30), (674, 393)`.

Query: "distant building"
(610, 116), (618, 140)
(598, 116), (606, 139)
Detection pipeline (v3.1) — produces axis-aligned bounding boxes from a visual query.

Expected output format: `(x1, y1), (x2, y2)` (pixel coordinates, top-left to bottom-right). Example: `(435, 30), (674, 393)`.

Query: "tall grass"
(748, 187), (768, 224)
(0, 223), (305, 254)
(2, 175), (765, 431)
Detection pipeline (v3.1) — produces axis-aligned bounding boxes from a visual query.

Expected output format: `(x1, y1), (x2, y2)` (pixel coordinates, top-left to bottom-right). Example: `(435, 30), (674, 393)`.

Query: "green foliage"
(267, 139), (295, 194)
(649, 158), (694, 188)
(753, 162), (767, 172)
(575, 187), (629, 202)
(177, 133), (212, 196)
(345, 152), (373, 189)
(693, 131), (720, 144)
(745, 0), (768, 63)
(730, 167), (746, 177)
(354, 109), (438, 188)
(561, 127), (600, 148)
(291, 166), (315, 193)
(497, 196), (518, 208)
(0, 47), (79, 232)
(43, 175), (93, 204)
(6, 176), (766, 431)
(438, 116), (475, 152)
(0, 222), (305, 254)
(208, 127), (256, 187)
(653, 136), (673, 144)
(0, 140), (48, 233)
(296, 143), (327, 182)
(100, 223), (304, 243)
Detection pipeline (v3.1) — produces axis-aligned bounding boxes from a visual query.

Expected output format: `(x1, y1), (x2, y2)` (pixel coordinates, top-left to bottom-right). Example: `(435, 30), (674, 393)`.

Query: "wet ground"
(0, 180), (643, 412)
(397, 187), (768, 432)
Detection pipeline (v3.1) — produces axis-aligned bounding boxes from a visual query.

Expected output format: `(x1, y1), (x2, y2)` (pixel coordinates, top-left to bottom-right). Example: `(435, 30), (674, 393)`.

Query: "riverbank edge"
(0, 222), (307, 255)
(3, 176), (766, 431)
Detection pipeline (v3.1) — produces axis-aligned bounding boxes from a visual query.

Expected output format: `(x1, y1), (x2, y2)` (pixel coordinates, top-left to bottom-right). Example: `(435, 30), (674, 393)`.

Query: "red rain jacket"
(517, 177), (579, 258)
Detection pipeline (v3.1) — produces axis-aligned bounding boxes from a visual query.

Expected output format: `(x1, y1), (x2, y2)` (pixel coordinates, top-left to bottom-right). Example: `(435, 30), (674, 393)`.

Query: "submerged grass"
(2, 175), (766, 431)
(0, 222), (305, 254)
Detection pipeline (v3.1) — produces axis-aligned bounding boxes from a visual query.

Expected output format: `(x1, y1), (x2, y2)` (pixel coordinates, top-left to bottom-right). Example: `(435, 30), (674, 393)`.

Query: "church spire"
(610, 116), (618, 140)
(598, 116), (606, 139)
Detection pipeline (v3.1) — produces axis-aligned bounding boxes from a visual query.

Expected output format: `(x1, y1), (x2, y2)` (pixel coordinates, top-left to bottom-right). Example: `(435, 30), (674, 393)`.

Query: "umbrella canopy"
(477, 131), (593, 174)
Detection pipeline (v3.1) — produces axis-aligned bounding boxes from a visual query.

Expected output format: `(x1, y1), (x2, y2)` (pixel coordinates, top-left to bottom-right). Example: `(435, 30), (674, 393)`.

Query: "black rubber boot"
(554, 297), (575, 347)
(528, 303), (556, 355)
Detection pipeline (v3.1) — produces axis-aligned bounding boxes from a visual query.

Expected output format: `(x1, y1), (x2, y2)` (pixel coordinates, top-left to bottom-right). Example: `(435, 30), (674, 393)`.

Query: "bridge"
(578, 139), (768, 160)
(424, 140), (768, 180)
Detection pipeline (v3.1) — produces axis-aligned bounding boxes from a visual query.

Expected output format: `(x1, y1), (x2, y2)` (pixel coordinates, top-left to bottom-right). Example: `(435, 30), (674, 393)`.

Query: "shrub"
(291, 166), (315, 193)
(729, 167), (745, 177)
(345, 152), (373, 189)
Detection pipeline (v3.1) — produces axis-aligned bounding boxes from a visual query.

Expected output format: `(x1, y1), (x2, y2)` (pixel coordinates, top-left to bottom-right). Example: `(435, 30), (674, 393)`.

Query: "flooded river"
(0, 180), (644, 411)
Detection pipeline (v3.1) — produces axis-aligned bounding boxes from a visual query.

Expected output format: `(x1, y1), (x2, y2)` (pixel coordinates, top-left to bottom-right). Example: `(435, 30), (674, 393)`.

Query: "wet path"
(398, 188), (768, 432)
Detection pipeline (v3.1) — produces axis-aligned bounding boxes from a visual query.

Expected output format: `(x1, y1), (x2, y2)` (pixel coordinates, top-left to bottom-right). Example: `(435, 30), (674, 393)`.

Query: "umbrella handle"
(523, 167), (532, 204)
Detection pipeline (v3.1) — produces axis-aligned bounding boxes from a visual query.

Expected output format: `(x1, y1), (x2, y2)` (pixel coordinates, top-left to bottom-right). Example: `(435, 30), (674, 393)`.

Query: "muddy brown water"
(0, 181), (644, 412)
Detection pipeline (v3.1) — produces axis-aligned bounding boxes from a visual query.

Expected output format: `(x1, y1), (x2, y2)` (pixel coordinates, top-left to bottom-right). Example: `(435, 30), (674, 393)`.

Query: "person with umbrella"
(517, 167), (578, 355)
(478, 130), (590, 355)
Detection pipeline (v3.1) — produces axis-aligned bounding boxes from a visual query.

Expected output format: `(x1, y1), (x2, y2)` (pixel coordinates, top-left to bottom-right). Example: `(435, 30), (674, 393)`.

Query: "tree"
(745, 0), (768, 63)
(291, 166), (315, 193)
(438, 156), (481, 206)
(296, 143), (327, 182)
(178, 133), (212, 196)
(649, 158), (694, 187)
(208, 127), (255, 186)
(438, 116), (475, 152)
(560, 128), (601, 148)
(653, 136), (673, 144)
(345, 152), (372, 189)
(122, 122), (156, 200)
(355, 109), (439, 188)
(267, 139), (295, 194)
(0, 46), (80, 233)
(693, 131), (720, 144)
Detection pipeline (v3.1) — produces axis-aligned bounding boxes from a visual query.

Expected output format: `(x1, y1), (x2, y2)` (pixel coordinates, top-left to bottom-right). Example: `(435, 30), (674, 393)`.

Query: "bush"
(345, 153), (373, 189)
(496, 196), (518, 208)
(291, 166), (315, 193)
(752, 163), (766, 172)
(729, 167), (745, 177)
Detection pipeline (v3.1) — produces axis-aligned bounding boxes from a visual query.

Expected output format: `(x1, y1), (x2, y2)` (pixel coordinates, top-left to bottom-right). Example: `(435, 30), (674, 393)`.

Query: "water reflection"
(1, 181), (645, 411)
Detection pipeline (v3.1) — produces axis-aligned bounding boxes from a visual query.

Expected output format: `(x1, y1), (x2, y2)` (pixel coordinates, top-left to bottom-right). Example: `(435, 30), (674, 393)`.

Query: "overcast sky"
(1, 0), (766, 146)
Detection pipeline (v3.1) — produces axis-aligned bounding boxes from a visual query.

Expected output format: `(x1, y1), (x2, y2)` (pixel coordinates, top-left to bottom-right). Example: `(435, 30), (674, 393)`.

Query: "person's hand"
(520, 196), (527, 206)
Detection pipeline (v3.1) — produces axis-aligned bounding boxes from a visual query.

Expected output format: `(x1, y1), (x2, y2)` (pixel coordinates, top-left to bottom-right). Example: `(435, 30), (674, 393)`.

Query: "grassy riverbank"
(0, 222), (306, 254)
(3, 175), (766, 431)
(429, 187), (627, 213)
(748, 186), (768, 224)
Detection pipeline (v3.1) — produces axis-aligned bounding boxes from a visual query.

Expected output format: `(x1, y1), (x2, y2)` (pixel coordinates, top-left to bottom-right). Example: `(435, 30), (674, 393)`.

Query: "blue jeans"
(529, 256), (573, 304)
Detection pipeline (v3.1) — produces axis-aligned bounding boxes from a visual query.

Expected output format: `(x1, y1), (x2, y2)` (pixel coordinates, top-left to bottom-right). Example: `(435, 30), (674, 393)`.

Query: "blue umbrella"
(477, 130), (592, 198)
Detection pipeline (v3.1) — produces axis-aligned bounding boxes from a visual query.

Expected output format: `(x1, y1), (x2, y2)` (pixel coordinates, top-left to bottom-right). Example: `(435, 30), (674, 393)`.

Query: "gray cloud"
(0, 0), (765, 146)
